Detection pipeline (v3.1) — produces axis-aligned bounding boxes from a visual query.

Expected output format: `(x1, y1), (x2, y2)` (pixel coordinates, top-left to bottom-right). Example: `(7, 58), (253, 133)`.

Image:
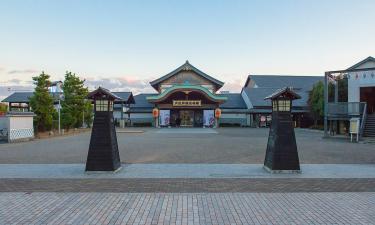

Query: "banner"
(203, 110), (215, 127)
(159, 110), (170, 126)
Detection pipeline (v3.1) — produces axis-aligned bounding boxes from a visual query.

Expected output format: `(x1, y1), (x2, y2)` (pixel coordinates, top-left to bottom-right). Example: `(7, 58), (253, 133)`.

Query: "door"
(180, 110), (194, 126)
(360, 87), (375, 114)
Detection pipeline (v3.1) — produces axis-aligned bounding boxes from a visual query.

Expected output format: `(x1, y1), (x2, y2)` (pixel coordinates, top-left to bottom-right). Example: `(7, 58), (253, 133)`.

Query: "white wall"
(348, 70), (375, 102)
(8, 115), (34, 142)
(130, 113), (153, 119)
(221, 113), (247, 119)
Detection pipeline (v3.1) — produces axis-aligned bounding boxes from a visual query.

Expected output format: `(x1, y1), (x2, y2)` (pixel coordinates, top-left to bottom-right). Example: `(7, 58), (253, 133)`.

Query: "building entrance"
(180, 110), (194, 126)
(360, 87), (375, 114)
(170, 109), (204, 127)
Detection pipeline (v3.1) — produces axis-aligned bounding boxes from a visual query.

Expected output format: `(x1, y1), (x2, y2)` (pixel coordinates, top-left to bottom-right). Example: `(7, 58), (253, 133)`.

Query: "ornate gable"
(150, 61), (224, 93)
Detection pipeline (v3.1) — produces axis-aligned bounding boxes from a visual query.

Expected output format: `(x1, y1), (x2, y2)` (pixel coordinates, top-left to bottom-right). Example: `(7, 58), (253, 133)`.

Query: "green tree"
(0, 103), (7, 113)
(61, 72), (92, 129)
(29, 72), (56, 132)
(84, 101), (93, 128)
(308, 81), (324, 126)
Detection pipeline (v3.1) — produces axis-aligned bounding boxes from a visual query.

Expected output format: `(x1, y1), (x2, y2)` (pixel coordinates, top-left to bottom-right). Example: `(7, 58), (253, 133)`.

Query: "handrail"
(327, 102), (366, 116)
(359, 103), (367, 138)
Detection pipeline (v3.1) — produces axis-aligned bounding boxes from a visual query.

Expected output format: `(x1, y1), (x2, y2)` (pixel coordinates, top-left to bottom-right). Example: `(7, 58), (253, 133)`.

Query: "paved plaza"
(1, 192), (374, 225)
(1, 128), (375, 224)
(0, 128), (374, 164)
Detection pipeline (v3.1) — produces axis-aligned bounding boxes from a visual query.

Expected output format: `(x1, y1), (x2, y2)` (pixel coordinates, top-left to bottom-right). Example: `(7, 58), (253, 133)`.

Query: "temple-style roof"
(87, 87), (123, 100)
(112, 92), (135, 104)
(264, 87), (301, 100)
(146, 85), (227, 103)
(149, 61), (224, 91)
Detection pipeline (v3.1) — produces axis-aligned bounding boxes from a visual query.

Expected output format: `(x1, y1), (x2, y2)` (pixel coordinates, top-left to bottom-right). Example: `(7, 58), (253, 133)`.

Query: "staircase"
(364, 114), (375, 137)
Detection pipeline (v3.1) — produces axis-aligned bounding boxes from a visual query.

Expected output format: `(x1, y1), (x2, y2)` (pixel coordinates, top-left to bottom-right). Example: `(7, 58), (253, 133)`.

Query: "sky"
(1, 0), (374, 100)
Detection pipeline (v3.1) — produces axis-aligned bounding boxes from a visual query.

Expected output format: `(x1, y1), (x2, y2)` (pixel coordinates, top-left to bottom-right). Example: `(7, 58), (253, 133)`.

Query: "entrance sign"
(159, 110), (170, 126)
(350, 118), (360, 142)
(86, 87), (122, 172)
(203, 110), (215, 127)
(173, 100), (201, 107)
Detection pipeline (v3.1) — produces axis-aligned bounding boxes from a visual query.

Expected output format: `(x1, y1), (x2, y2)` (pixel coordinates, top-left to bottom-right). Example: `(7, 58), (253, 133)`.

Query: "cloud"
(7, 69), (39, 74)
(84, 77), (156, 94)
(221, 79), (243, 93)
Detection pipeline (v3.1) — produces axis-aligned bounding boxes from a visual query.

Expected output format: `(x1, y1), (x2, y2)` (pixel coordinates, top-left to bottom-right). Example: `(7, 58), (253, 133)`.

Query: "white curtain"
(159, 110), (170, 126)
(203, 110), (215, 127)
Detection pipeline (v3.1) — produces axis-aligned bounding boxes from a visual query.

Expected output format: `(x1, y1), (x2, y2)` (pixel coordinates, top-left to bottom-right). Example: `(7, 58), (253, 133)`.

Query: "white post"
(58, 99), (61, 134)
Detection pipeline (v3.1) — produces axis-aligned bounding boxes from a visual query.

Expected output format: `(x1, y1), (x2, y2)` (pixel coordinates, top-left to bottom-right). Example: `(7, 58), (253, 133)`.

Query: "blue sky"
(0, 0), (374, 98)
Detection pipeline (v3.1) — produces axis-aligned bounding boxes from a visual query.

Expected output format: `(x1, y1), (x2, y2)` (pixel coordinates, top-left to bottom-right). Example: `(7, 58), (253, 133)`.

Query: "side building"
(241, 75), (323, 127)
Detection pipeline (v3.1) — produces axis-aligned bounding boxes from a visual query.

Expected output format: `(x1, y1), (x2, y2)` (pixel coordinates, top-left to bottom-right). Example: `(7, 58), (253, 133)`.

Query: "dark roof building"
(242, 75), (323, 110)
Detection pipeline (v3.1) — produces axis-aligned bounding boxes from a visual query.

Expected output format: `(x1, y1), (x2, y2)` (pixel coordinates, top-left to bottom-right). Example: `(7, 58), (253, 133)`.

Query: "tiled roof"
(242, 75), (323, 109)
(243, 87), (309, 107)
(218, 93), (247, 109)
(245, 75), (323, 90)
(132, 94), (156, 108)
(112, 92), (135, 104)
(1, 92), (34, 103)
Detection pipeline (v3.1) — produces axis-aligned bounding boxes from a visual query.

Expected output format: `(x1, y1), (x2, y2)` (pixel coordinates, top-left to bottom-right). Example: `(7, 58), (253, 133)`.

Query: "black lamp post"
(86, 87), (122, 172)
(263, 87), (301, 173)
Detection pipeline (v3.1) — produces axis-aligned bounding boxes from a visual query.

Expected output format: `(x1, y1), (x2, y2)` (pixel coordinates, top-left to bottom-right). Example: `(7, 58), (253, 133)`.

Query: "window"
(272, 100), (278, 111)
(96, 100), (108, 111)
(277, 100), (291, 111)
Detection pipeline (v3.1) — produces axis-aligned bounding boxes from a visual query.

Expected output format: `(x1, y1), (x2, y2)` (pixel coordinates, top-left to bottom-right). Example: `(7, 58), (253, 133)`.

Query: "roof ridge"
(149, 61), (224, 90)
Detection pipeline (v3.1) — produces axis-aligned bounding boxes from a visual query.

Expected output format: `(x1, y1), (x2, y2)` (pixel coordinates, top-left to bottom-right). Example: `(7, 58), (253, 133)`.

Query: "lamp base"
(263, 165), (301, 174)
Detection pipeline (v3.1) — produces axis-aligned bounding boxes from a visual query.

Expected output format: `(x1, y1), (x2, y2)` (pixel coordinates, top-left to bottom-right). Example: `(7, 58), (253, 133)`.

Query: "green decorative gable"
(146, 85), (227, 103)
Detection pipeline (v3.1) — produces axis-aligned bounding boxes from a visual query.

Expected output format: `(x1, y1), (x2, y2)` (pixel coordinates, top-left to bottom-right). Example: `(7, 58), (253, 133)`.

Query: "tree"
(29, 72), (56, 132)
(61, 72), (92, 129)
(308, 81), (324, 126)
(0, 103), (7, 113)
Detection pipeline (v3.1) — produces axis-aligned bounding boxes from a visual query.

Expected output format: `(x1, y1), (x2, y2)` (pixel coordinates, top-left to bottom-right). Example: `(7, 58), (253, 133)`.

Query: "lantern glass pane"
(96, 100), (108, 111)
(272, 100), (278, 111)
(277, 100), (291, 111)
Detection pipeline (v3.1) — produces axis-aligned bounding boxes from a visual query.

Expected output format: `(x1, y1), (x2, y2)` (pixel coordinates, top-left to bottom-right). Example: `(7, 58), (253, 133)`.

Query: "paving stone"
(0, 192), (374, 225)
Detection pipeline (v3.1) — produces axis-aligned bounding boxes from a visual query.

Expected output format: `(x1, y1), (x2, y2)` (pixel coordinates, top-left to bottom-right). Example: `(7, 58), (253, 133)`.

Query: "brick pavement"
(1, 178), (375, 192)
(0, 192), (374, 225)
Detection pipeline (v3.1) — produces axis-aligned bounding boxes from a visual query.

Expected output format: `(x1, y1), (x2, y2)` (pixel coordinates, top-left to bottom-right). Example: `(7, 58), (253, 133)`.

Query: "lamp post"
(85, 87), (122, 172)
(263, 87), (301, 173)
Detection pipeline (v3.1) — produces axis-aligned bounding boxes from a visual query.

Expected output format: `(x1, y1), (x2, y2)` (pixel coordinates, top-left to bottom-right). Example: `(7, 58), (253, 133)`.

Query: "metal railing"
(327, 102), (366, 117)
(359, 103), (367, 138)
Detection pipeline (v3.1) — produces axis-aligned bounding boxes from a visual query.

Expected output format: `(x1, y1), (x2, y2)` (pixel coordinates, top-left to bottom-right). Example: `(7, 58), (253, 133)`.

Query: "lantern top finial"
(87, 86), (123, 100)
(264, 87), (301, 100)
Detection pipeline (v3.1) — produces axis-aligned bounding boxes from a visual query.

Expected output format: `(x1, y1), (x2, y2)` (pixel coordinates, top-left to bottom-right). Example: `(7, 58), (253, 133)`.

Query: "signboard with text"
(173, 100), (201, 107)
